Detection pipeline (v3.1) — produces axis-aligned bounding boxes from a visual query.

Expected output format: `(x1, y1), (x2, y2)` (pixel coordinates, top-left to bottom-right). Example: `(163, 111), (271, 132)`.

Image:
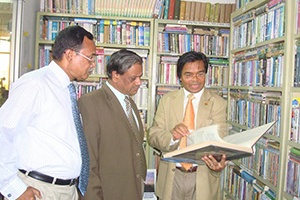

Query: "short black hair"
(52, 26), (94, 61)
(106, 49), (143, 79)
(177, 51), (209, 79)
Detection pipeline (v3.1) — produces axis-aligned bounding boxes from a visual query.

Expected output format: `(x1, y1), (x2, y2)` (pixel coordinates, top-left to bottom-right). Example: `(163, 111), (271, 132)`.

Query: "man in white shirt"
(0, 25), (96, 200)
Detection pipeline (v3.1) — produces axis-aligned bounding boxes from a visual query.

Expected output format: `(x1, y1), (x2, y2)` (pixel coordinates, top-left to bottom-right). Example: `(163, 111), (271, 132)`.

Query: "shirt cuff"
(1, 175), (28, 200)
(170, 137), (180, 146)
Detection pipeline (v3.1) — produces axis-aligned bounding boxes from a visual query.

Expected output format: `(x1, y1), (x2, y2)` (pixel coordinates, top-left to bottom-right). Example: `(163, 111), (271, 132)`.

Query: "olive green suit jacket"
(79, 83), (146, 200)
(148, 88), (227, 200)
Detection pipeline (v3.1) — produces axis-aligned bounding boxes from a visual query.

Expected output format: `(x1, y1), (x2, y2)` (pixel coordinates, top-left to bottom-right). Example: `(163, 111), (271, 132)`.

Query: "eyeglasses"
(182, 71), (206, 79)
(76, 51), (96, 63)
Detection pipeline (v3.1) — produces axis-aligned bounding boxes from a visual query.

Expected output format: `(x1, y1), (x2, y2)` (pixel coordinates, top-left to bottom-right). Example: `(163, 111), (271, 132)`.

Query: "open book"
(162, 121), (276, 164)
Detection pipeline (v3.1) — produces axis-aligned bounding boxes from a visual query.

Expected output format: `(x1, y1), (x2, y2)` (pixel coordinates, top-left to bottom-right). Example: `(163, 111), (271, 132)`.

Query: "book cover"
(184, 1), (191, 21)
(189, 1), (196, 21)
(194, 2), (202, 21)
(179, 0), (186, 20)
(199, 2), (206, 22)
(168, 0), (175, 19)
(219, 4), (225, 23)
(163, 0), (170, 19)
(162, 121), (276, 164)
(173, 0), (181, 20)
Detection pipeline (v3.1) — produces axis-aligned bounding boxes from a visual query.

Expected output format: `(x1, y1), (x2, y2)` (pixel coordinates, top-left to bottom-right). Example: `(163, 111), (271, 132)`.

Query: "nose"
(136, 77), (142, 86)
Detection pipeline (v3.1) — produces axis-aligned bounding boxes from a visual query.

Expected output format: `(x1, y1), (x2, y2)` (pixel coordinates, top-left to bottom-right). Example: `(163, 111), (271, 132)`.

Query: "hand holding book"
(162, 121), (276, 164)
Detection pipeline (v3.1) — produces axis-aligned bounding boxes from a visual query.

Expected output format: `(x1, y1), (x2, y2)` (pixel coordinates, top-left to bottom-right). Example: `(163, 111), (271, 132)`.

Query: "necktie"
(68, 83), (90, 195)
(180, 93), (195, 170)
(124, 96), (139, 133)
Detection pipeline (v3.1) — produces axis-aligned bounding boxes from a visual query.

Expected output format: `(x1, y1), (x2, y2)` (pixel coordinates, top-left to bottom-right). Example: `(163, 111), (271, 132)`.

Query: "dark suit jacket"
(78, 83), (146, 200)
(148, 88), (227, 200)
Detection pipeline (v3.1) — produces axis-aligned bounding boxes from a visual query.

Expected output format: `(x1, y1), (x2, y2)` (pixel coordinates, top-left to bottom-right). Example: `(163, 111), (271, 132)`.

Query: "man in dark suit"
(148, 51), (228, 200)
(78, 49), (147, 200)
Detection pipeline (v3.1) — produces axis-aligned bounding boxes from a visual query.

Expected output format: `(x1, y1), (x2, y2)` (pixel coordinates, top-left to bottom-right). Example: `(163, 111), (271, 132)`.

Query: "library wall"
(20, 0), (40, 76)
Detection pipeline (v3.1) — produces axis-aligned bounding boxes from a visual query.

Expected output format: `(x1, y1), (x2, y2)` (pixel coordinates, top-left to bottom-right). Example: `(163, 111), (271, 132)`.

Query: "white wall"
(20, 0), (39, 75)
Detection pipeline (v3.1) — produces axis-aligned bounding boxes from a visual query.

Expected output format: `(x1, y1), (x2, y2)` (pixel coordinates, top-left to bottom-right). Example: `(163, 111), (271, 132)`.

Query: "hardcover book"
(162, 121), (276, 164)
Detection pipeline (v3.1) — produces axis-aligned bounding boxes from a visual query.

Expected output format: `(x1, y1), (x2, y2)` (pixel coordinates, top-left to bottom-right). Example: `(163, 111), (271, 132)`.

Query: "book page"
(223, 121), (276, 147)
(187, 125), (223, 146)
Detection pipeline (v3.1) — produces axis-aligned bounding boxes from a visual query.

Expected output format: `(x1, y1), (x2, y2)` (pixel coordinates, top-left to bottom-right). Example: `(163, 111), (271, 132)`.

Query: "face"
(180, 60), (206, 93)
(112, 63), (143, 96)
(67, 36), (96, 81)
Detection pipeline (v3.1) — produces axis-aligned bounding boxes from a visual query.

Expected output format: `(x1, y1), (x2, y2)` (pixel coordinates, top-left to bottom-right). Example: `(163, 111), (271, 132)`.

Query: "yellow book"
(179, 0), (186, 20)
(204, 2), (211, 22)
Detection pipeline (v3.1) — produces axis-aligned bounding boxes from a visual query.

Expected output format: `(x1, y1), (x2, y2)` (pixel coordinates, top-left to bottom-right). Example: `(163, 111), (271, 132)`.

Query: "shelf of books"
(34, 11), (155, 167)
(223, 0), (291, 199)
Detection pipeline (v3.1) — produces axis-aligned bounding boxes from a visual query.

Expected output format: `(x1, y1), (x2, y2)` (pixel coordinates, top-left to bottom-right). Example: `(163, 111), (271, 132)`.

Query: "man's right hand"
(16, 187), (42, 200)
(171, 123), (190, 140)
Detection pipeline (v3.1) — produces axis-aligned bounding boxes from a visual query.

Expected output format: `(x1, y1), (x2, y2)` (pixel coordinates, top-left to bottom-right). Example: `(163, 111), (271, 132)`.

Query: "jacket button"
(136, 153), (140, 157)
(172, 168), (176, 172)
(136, 174), (141, 178)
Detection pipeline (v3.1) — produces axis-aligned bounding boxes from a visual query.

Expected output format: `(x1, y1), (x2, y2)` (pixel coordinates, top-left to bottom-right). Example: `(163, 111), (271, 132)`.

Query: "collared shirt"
(106, 82), (139, 129)
(0, 61), (81, 200)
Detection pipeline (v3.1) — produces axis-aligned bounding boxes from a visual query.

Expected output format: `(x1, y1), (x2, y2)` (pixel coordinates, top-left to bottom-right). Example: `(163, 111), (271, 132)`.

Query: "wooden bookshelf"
(224, 0), (295, 199)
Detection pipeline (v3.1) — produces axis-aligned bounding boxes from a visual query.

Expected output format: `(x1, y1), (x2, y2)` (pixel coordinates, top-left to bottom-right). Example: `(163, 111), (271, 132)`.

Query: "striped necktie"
(124, 96), (139, 133)
(68, 83), (90, 195)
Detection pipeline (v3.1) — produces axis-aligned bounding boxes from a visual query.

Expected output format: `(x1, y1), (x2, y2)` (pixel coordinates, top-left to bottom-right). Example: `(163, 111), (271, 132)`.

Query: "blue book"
(163, 0), (170, 19)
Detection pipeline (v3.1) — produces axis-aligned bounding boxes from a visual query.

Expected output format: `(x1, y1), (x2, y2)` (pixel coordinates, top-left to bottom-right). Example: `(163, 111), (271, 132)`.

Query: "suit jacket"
(78, 83), (147, 200)
(148, 88), (227, 200)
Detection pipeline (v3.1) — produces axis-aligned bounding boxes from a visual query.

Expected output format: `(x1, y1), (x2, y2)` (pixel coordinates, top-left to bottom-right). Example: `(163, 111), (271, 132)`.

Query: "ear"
(111, 71), (119, 83)
(64, 49), (75, 62)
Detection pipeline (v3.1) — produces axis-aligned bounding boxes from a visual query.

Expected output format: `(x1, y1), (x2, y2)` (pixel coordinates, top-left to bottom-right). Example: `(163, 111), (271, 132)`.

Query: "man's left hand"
(202, 154), (228, 172)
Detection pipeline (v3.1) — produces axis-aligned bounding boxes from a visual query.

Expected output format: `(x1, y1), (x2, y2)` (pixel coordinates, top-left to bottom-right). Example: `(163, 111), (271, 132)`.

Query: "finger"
(32, 188), (42, 199)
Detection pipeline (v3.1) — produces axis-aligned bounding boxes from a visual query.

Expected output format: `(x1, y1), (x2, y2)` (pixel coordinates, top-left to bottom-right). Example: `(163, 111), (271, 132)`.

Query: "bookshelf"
(34, 11), (155, 167)
(223, 0), (294, 200)
(147, 18), (231, 169)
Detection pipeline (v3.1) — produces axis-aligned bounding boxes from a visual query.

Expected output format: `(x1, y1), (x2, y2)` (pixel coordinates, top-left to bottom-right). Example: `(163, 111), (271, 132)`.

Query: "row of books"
(229, 90), (281, 137)
(40, 18), (151, 47)
(38, 45), (52, 69)
(286, 147), (300, 198)
(235, 0), (254, 10)
(157, 30), (229, 56)
(205, 64), (228, 87)
(224, 164), (276, 200)
(231, 43), (284, 87)
(74, 78), (149, 110)
(40, 0), (157, 18)
(232, 1), (285, 50)
(93, 48), (149, 77)
(154, 0), (235, 24)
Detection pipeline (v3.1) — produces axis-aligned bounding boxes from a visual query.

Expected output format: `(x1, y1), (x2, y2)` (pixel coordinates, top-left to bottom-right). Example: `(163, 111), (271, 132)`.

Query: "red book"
(168, 0), (176, 19)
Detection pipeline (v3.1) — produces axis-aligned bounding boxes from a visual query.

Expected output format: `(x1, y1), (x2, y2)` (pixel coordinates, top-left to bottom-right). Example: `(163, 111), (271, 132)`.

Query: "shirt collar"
(183, 87), (204, 100)
(106, 81), (127, 101)
(48, 61), (72, 88)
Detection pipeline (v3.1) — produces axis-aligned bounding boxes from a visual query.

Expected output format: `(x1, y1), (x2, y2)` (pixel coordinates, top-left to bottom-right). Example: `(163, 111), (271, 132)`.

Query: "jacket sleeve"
(79, 96), (104, 200)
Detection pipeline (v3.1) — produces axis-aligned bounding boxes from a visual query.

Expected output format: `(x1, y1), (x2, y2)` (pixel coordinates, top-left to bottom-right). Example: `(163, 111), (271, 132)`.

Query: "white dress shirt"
(0, 61), (81, 200)
(172, 88), (204, 167)
(106, 82), (139, 129)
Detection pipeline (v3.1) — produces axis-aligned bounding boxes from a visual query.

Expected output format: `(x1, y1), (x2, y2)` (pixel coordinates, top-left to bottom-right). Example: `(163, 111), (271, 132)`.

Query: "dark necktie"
(124, 96), (139, 133)
(68, 83), (90, 195)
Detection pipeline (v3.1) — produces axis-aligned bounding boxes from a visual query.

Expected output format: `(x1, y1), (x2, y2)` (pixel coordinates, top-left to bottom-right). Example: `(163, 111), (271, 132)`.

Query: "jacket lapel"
(171, 89), (185, 123)
(196, 89), (213, 128)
